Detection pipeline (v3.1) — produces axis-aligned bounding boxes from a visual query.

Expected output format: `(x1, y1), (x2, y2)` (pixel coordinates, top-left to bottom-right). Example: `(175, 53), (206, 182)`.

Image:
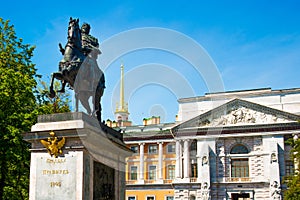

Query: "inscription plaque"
(31, 152), (82, 200)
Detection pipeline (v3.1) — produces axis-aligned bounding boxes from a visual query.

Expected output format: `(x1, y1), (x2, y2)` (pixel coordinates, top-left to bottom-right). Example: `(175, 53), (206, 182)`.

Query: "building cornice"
(178, 87), (300, 103)
(174, 122), (300, 138)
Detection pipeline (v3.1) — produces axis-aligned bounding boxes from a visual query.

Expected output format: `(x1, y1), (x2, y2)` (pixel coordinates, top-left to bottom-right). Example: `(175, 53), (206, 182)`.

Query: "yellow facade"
(125, 141), (176, 200)
(126, 190), (174, 200)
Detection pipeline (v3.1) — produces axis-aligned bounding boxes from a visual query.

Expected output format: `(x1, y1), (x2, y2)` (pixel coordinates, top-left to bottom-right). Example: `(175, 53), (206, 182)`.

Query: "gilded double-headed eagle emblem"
(40, 131), (66, 158)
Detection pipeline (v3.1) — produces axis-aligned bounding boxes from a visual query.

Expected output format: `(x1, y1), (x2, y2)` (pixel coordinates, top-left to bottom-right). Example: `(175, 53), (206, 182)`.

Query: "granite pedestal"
(23, 112), (132, 200)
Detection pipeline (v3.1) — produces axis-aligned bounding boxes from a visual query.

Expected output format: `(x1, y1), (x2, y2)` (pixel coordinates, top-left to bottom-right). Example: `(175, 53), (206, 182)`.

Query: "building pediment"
(174, 99), (300, 129)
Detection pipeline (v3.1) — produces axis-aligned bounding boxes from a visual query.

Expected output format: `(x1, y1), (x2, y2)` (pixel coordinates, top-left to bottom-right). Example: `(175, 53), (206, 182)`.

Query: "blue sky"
(2, 0), (300, 124)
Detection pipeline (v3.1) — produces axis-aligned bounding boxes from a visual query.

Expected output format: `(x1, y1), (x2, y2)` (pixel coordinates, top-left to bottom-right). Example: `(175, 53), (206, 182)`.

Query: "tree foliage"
(35, 79), (71, 114)
(0, 17), (38, 200)
(0, 18), (70, 199)
(284, 136), (300, 199)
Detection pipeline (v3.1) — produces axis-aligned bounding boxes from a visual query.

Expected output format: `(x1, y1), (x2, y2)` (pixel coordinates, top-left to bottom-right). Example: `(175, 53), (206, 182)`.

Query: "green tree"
(35, 79), (71, 114)
(0, 18), (37, 199)
(0, 18), (71, 199)
(284, 136), (300, 199)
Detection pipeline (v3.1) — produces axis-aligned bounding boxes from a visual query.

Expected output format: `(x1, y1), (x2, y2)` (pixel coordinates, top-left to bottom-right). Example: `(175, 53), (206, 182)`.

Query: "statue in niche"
(201, 182), (211, 200)
(49, 17), (105, 123)
(270, 181), (282, 200)
(271, 153), (277, 163)
(202, 155), (208, 165)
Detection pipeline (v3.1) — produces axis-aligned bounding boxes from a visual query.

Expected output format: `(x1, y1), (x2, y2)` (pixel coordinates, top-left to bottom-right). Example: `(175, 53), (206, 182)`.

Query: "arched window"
(230, 144), (249, 178)
(230, 144), (249, 154)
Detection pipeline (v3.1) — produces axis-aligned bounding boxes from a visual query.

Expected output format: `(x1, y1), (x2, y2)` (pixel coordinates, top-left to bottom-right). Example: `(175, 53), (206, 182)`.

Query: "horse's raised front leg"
(49, 73), (57, 98)
(57, 81), (66, 93)
(49, 72), (64, 98)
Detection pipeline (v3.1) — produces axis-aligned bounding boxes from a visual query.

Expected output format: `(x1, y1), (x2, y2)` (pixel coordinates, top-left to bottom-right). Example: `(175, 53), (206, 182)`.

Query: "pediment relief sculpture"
(198, 106), (292, 127)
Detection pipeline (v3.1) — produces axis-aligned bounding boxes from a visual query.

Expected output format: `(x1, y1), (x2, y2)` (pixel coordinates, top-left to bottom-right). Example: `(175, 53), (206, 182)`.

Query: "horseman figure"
(81, 23), (101, 59)
(49, 17), (105, 123)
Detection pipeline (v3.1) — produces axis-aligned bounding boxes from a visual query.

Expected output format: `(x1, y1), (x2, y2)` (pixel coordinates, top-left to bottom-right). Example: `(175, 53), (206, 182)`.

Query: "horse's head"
(67, 17), (81, 48)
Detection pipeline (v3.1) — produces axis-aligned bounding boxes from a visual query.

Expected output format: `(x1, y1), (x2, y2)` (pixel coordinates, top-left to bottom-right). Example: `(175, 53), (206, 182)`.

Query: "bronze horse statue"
(49, 17), (105, 122)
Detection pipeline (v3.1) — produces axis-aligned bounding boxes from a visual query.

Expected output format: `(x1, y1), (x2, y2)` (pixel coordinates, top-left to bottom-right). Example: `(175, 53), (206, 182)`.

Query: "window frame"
(231, 158), (249, 178)
(148, 165), (157, 180)
(229, 144), (250, 178)
(130, 145), (139, 154)
(230, 144), (249, 154)
(127, 196), (136, 200)
(167, 143), (175, 153)
(166, 164), (175, 180)
(146, 196), (155, 200)
(130, 165), (138, 180)
(148, 144), (158, 154)
(190, 140), (197, 151)
(191, 163), (198, 178)
(165, 196), (174, 200)
(285, 160), (294, 176)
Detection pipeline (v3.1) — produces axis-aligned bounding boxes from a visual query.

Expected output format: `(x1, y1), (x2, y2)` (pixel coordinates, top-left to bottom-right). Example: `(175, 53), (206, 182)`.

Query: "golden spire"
(120, 63), (125, 111)
(115, 63), (128, 113)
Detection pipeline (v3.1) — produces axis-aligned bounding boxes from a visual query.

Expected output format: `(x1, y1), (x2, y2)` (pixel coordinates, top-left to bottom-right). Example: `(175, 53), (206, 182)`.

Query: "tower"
(115, 63), (131, 126)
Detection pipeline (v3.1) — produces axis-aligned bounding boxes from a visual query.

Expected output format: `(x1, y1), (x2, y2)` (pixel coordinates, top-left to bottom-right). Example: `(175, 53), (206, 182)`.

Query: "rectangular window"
(147, 196), (155, 200)
(167, 165), (175, 180)
(167, 143), (175, 153)
(231, 193), (250, 200)
(149, 165), (156, 180)
(285, 160), (294, 176)
(190, 140), (197, 151)
(191, 163), (197, 178)
(148, 144), (158, 154)
(128, 197), (136, 200)
(130, 146), (138, 153)
(166, 197), (174, 200)
(231, 158), (249, 177)
(130, 166), (138, 180)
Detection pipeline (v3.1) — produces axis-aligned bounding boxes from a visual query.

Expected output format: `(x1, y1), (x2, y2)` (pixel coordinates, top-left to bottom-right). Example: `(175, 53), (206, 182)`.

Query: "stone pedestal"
(23, 112), (132, 200)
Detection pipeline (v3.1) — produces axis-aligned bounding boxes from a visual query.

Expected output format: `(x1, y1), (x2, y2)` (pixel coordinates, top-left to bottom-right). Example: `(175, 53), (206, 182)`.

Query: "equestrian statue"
(49, 17), (105, 123)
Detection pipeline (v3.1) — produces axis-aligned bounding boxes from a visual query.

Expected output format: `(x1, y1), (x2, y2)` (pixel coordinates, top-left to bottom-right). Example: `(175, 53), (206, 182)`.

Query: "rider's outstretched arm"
(59, 43), (65, 55)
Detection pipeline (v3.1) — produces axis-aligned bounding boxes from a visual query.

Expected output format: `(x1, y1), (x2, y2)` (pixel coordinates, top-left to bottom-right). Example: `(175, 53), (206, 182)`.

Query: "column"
(197, 139), (201, 180)
(180, 141), (183, 178)
(183, 140), (190, 179)
(175, 140), (181, 178)
(158, 142), (163, 180)
(139, 143), (145, 182)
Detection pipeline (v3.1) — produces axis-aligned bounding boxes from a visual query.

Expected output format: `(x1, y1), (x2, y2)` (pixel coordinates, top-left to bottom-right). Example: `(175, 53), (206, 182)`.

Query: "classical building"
(116, 88), (300, 200)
